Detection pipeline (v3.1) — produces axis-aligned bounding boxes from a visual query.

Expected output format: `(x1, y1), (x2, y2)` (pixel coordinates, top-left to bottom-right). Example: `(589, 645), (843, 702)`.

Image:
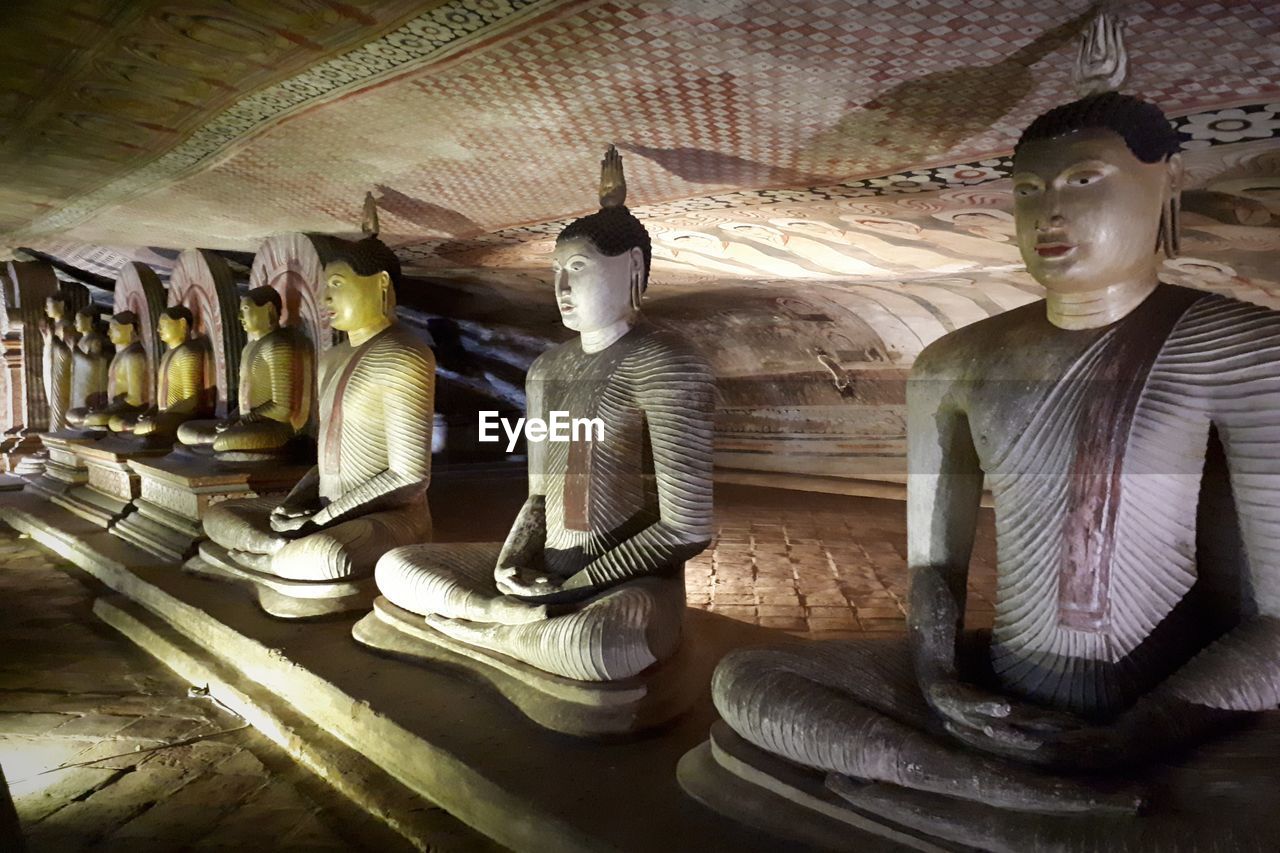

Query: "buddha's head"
(322, 235), (400, 334)
(1012, 92), (1183, 295)
(240, 286), (281, 338)
(108, 311), (138, 347)
(74, 307), (97, 335)
(158, 306), (193, 349)
(553, 146), (651, 334)
(45, 296), (66, 322)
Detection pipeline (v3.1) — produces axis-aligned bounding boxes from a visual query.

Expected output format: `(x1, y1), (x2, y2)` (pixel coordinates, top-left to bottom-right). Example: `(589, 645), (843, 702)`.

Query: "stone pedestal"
(114, 449), (311, 561)
(27, 430), (101, 501)
(64, 435), (170, 527)
(1, 430), (45, 476)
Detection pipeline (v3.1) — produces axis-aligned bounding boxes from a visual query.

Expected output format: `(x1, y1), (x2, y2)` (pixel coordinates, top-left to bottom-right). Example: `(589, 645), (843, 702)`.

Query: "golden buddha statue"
(64, 307), (114, 428)
(689, 93), (1280, 851)
(192, 198), (435, 617)
(353, 148), (716, 735)
(117, 306), (213, 438)
(81, 312), (150, 431)
(177, 286), (314, 457)
(40, 295), (78, 432)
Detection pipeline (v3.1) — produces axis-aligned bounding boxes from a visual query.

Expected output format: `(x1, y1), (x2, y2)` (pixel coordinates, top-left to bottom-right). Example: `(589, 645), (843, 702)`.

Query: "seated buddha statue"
(81, 312), (150, 431)
(64, 307), (114, 428)
(40, 296), (78, 432)
(193, 201), (435, 618)
(177, 286), (314, 457)
(354, 148), (715, 732)
(696, 93), (1280, 850)
(120, 306), (214, 439)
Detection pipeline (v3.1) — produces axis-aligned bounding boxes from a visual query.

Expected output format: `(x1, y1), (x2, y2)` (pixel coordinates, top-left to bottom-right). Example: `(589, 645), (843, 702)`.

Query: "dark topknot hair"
(112, 310), (138, 327)
(161, 305), (194, 327)
(557, 207), (653, 281)
(244, 285), (282, 314)
(325, 235), (403, 292)
(1015, 92), (1181, 165)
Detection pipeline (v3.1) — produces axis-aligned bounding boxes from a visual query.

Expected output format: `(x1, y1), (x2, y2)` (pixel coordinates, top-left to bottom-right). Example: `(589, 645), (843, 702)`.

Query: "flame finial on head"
(599, 145), (627, 209)
(1073, 4), (1128, 96)
(361, 191), (380, 238)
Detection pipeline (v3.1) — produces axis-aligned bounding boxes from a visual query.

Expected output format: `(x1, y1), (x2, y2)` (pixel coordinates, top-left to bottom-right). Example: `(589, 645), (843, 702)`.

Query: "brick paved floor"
(0, 529), (418, 852)
(689, 485), (999, 640)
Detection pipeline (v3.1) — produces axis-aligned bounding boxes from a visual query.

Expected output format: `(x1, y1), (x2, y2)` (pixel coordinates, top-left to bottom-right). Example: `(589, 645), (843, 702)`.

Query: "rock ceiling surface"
(2, 0), (1276, 274)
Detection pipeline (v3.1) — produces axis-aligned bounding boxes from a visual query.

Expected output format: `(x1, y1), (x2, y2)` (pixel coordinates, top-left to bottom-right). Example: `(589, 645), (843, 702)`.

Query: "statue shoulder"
(1173, 289), (1280, 356)
(170, 340), (206, 368)
(372, 324), (436, 372)
(912, 301), (1046, 381)
(528, 338), (576, 380)
(621, 324), (713, 377)
(258, 327), (305, 356)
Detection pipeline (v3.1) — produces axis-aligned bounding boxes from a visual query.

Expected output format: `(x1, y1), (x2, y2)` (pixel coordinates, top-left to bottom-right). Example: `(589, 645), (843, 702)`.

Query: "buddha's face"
(323, 261), (389, 333)
(45, 298), (64, 321)
(239, 297), (277, 337)
(108, 320), (135, 347)
(158, 313), (189, 348)
(74, 312), (94, 334)
(1013, 128), (1181, 294)
(551, 236), (640, 333)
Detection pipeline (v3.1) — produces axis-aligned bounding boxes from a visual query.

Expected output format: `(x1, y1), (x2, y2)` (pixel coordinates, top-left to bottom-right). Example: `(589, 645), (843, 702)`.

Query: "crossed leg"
(712, 640), (1142, 815)
(376, 543), (685, 681)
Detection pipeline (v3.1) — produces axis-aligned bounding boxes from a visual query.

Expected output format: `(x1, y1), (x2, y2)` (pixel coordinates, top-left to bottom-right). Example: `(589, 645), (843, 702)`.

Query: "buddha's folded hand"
(495, 565), (563, 599)
(269, 510), (316, 535)
(927, 679), (1087, 758)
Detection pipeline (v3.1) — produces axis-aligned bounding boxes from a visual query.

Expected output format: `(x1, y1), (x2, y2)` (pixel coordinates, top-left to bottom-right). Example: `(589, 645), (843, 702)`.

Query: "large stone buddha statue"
(353, 147), (715, 735)
(81, 312), (150, 431)
(40, 296), (77, 432)
(177, 286), (314, 457)
(688, 93), (1280, 850)
(64, 307), (114, 428)
(191, 204), (435, 618)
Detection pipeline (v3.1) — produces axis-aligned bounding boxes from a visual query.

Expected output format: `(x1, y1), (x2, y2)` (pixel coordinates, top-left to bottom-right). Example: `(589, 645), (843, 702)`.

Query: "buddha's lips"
(1036, 243), (1076, 258)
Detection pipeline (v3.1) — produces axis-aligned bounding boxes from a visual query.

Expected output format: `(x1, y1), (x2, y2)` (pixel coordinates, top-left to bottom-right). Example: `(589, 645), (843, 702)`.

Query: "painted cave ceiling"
(2, 0), (1278, 305)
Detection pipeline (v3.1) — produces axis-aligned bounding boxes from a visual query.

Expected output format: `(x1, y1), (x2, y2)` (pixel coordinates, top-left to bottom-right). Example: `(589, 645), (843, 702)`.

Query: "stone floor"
(693, 484), (999, 640)
(0, 529), (420, 852)
(0, 479), (999, 850)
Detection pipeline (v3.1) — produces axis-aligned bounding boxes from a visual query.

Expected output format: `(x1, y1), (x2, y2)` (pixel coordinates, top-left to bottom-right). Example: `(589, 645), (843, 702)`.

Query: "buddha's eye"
(568, 261), (586, 271)
(1067, 171), (1103, 186)
(1013, 183), (1039, 197)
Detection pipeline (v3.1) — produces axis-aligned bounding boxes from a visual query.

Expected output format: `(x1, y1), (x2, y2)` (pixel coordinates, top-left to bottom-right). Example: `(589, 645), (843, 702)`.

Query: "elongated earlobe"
(630, 265), (643, 311)
(1158, 193), (1181, 260)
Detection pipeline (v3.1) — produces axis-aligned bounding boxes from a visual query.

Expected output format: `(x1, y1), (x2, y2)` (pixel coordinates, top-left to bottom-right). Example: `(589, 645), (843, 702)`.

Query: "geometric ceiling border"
(408, 101), (1280, 261)
(13, 0), (569, 241)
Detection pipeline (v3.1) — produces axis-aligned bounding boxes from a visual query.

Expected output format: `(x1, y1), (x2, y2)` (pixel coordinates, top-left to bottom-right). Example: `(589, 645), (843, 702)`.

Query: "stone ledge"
(93, 593), (492, 852)
(2, 492), (798, 852)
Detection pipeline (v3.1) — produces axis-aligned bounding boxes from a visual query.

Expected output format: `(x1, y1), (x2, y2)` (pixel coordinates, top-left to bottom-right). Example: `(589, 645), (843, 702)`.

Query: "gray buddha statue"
(177, 286), (314, 457)
(353, 148), (715, 733)
(81, 312), (150, 431)
(191, 201), (435, 617)
(40, 295), (78, 432)
(64, 307), (114, 428)
(693, 93), (1280, 850)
